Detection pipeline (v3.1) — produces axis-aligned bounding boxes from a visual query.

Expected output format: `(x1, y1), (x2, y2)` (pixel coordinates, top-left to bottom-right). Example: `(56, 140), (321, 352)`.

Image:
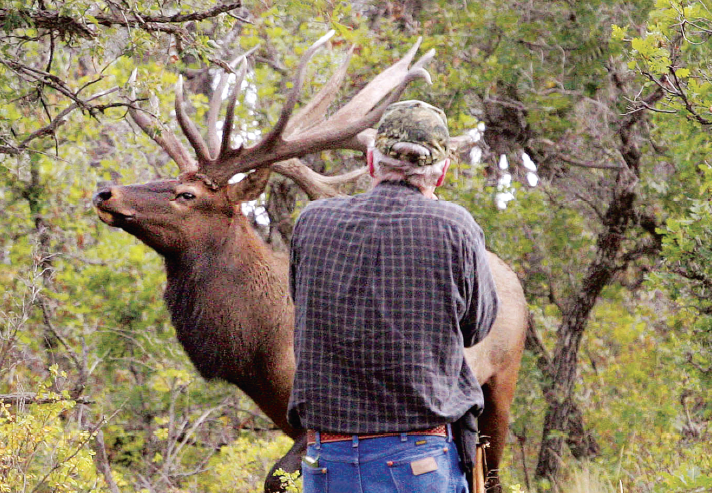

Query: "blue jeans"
(302, 427), (469, 493)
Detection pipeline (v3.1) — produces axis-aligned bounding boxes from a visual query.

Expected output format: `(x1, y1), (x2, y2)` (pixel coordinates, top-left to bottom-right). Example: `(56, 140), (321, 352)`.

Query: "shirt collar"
(374, 180), (423, 195)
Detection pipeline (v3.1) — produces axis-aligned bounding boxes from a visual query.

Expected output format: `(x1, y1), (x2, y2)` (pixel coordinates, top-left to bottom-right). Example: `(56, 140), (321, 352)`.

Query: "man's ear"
(435, 159), (450, 187)
(367, 149), (375, 178)
(227, 168), (271, 203)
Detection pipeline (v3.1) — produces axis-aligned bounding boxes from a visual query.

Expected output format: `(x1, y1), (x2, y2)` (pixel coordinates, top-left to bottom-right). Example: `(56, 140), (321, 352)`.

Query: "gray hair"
(371, 146), (447, 189)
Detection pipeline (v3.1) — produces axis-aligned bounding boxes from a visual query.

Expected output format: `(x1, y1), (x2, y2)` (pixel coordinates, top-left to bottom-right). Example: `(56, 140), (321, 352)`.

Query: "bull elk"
(93, 33), (527, 493)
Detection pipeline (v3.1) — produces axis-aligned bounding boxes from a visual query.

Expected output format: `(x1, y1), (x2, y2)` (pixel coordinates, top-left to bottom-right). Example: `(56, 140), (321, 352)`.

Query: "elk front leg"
(264, 432), (307, 493)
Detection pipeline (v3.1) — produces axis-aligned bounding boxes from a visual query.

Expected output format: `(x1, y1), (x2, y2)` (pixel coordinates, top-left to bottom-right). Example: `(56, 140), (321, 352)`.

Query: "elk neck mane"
(162, 215), (292, 386)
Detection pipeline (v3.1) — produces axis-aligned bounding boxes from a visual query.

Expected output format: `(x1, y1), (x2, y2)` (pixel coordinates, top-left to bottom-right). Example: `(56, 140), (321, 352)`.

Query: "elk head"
(93, 32), (436, 259)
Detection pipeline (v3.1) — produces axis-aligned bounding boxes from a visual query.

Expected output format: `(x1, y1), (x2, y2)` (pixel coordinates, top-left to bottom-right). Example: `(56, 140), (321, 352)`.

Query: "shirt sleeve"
(460, 230), (499, 348)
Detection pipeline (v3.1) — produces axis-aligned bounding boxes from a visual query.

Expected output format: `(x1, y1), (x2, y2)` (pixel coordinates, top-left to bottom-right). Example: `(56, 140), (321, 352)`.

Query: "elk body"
(93, 34), (527, 492)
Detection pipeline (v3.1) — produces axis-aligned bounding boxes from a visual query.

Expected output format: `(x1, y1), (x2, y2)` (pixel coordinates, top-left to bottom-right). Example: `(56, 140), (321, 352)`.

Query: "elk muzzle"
(93, 186), (137, 226)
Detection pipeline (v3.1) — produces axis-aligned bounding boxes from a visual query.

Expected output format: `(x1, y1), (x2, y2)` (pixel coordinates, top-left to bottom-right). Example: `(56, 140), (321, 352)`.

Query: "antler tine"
(219, 57), (248, 160)
(253, 30), (336, 153)
(175, 76), (213, 166)
(271, 158), (367, 200)
(127, 78), (198, 173)
(276, 59), (433, 153)
(328, 38), (430, 123)
(206, 46), (260, 166)
(284, 45), (355, 138)
(207, 73), (230, 160)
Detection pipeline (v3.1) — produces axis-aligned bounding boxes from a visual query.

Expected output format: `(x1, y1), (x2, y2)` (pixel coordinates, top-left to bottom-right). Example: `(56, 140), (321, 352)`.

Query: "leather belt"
(307, 425), (448, 445)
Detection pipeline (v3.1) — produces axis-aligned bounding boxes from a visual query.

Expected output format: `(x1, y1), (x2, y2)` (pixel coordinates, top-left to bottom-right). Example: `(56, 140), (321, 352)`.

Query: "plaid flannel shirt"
(288, 181), (499, 433)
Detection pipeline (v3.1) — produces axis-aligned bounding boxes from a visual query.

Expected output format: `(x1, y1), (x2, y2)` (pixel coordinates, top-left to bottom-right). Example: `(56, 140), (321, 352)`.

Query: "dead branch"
(0, 86), (119, 156)
(0, 3), (242, 39)
(0, 392), (94, 406)
(90, 429), (122, 493)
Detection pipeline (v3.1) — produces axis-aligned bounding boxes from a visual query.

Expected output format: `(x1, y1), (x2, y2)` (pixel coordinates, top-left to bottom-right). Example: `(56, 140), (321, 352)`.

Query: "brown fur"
(93, 177), (527, 492)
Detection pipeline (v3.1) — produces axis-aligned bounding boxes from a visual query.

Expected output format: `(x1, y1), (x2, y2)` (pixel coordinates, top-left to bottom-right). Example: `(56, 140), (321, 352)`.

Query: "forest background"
(1, 0), (711, 492)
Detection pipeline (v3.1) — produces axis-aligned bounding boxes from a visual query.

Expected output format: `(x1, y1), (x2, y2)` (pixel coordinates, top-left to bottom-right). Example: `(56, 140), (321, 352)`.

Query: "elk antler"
(171, 31), (434, 186)
(127, 33), (436, 195)
(126, 46), (258, 175)
(127, 70), (198, 174)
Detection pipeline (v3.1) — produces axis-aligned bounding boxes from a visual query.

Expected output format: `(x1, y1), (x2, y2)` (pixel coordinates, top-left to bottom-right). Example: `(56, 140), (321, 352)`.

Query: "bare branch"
(556, 154), (623, 170)
(94, 2), (243, 25)
(0, 392), (94, 406)
(38, 297), (83, 374)
(20, 87), (120, 147)
(0, 3), (243, 39)
(0, 74), (119, 158)
(90, 429), (122, 493)
(30, 420), (103, 493)
(0, 8), (95, 39)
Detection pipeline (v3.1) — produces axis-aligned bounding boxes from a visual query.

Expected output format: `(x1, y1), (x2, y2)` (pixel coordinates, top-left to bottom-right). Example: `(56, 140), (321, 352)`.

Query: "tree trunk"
(534, 84), (664, 487)
(535, 172), (636, 485)
(525, 318), (600, 460)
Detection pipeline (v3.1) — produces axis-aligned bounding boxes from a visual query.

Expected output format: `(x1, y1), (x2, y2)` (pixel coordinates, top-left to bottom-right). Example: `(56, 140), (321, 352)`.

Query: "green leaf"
(611, 24), (627, 41)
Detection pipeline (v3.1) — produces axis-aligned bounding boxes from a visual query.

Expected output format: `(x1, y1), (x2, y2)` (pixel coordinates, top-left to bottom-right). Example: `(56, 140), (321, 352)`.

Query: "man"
(288, 100), (499, 493)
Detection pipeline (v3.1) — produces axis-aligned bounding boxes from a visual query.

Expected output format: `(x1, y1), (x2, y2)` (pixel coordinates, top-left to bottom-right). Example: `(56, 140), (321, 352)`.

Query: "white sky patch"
(468, 121), (486, 143)
(522, 152), (537, 171)
(495, 191), (515, 210)
(527, 172), (539, 187)
(498, 172), (512, 189)
(242, 201), (270, 226)
(468, 128), (482, 143)
(244, 81), (258, 108)
(466, 122), (486, 165)
(469, 147), (482, 165)
(228, 172), (245, 185)
(495, 164), (515, 210)
(521, 152), (539, 187)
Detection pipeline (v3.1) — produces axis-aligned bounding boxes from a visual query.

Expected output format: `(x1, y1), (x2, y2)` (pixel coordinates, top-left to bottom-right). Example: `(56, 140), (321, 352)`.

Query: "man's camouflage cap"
(374, 100), (450, 166)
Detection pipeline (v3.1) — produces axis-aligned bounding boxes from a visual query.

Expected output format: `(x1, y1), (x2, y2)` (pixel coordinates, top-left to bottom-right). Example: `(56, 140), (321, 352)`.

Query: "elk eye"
(177, 192), (196, 200)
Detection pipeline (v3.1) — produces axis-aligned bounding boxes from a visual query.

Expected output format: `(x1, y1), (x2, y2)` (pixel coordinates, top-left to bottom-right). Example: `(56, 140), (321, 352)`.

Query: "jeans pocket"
(387, 446), (451, 493)
(301, 460), (328, 493)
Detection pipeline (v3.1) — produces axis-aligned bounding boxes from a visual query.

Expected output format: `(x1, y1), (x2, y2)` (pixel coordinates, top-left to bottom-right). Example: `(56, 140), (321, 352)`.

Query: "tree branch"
(0, 3), (243, 38)
(90, 428), (122, 493)
(0, 392), (94, 405)
(0, 86), (119, 156)
(96, 2), (243, 25)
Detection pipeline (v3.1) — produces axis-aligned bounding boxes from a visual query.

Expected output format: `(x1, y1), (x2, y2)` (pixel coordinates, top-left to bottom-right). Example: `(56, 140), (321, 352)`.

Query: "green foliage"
(192, 434), (294, 493)
(272, 468), (302, 493)
(622, 0), (712, 122)
(619, 10), (712, 473)
(0, 366), (106, 493)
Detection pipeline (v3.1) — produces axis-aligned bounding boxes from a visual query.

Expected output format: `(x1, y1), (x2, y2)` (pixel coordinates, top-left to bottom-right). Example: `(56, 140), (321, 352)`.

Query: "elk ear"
(226, 168), (271, 203)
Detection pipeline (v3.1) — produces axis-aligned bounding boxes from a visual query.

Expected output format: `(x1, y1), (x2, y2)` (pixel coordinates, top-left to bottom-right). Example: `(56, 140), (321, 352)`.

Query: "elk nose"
(93, 188), (113, 206)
